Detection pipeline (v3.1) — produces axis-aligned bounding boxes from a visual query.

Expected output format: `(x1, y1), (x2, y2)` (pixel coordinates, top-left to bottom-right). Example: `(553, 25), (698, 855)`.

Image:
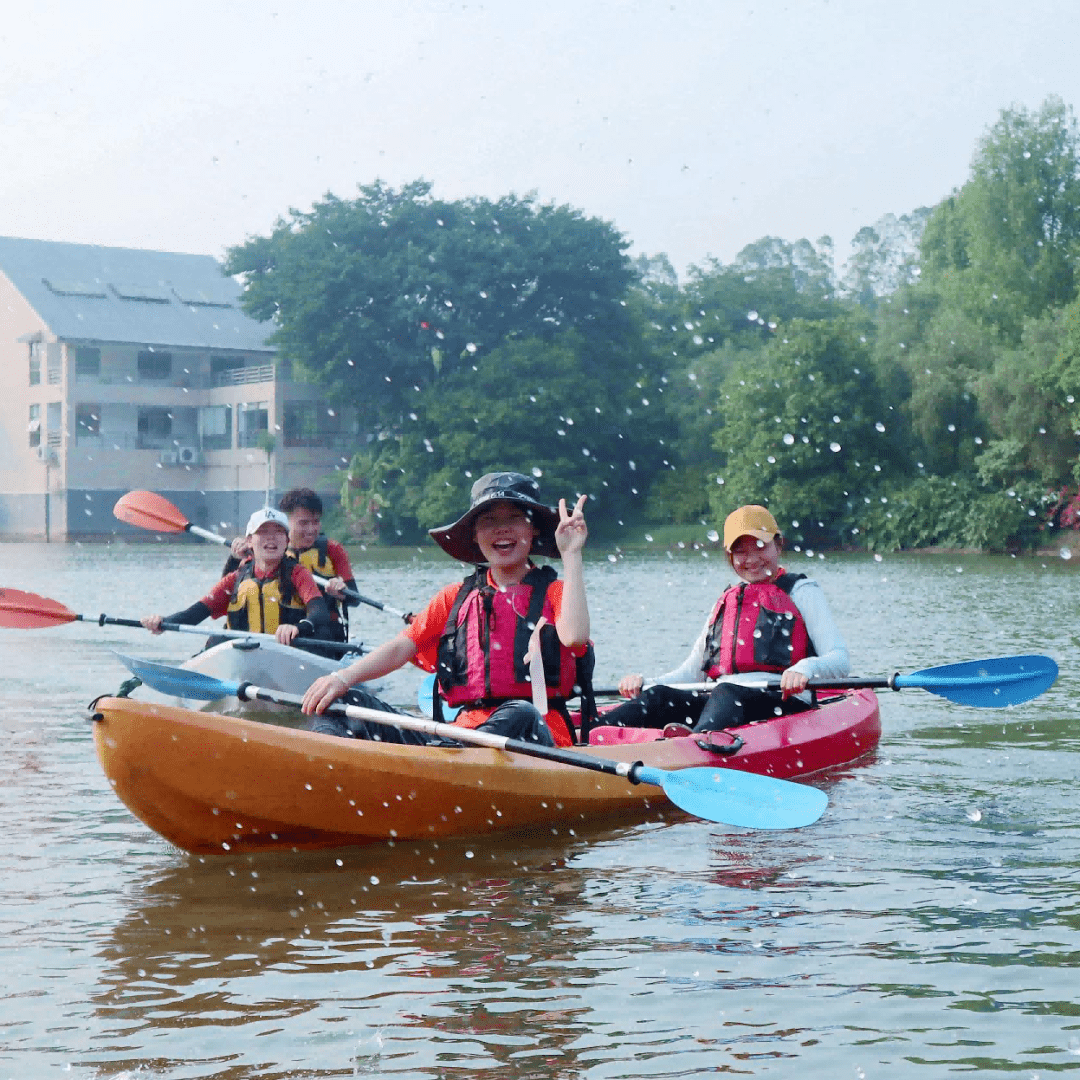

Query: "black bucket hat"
(429, 471), (561, 564)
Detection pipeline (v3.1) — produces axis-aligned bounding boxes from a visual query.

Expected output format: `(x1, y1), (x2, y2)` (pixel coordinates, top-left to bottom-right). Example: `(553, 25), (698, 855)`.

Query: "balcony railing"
(71, 364), (276, 389)
(212, 364), (275, 387)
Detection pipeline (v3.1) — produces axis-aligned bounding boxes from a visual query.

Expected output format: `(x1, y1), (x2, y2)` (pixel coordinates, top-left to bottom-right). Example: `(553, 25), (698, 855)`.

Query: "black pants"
(600, 682), (813, 733)
(309, 688), (555, 747)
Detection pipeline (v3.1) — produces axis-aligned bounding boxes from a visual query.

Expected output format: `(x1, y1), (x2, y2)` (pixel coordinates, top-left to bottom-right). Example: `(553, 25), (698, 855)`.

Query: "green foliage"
(897, 307), (1001, 475)
(840, 209), (932, 307)
(642, 340), (745, 524)
(224, 180), (635, 433)
(919, 96), (1080, 342)
(856, 473), (1048, 553)
(386, 332), (669, 535)
(707, 317), (895, 547)
(218, 96), (1080, 553)
(683, 236), (839, 349)
(334, 447), (397, 544)
(979, 309), (1080, 484)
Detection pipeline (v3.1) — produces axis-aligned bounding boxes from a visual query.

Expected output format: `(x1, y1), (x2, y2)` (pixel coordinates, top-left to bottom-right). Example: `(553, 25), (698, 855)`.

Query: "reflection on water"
(1, 543), (1079, 1077)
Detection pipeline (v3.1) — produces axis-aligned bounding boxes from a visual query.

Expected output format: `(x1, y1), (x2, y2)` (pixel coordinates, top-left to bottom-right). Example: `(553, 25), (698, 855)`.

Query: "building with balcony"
(0, 236), (359, 541)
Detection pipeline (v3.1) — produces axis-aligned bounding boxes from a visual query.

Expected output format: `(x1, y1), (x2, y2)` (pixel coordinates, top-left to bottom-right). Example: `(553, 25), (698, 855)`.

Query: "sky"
(2, 0), (1079, 279)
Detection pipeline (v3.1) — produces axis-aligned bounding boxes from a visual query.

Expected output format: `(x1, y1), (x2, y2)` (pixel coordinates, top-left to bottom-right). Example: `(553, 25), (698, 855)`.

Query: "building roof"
(0, 235), (274, 352)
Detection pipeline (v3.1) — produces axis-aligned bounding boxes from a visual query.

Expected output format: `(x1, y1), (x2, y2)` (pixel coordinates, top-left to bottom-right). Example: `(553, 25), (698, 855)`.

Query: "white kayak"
(148, 638), (362, 718)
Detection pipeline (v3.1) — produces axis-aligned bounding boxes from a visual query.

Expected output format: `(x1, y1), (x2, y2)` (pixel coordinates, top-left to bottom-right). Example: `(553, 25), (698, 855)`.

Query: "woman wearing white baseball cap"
(140, 507), (338, 646)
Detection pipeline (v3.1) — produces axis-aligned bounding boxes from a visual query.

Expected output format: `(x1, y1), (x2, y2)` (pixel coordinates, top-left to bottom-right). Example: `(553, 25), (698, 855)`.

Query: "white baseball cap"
(245, 507), (290, 536)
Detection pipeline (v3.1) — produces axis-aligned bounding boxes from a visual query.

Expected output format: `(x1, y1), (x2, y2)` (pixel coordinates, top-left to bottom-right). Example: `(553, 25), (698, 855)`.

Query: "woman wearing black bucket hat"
(301, 472), (590, 748)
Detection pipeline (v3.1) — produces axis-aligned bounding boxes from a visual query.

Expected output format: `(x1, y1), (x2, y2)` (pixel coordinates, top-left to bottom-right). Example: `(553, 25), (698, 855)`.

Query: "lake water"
(2, 539), (1078, 1078)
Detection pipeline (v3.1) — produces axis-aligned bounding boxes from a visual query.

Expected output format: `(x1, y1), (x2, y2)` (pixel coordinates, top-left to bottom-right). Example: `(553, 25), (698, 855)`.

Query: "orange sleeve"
(402, 581), (460, 671)
(545, 579), (587, 657)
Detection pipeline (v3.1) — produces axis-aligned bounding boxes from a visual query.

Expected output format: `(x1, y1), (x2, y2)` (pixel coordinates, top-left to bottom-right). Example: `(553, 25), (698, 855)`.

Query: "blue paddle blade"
(416, 672), (462, 721)
(635, 765), (828, 830)
(116, 653), (239, 700)
(897, 653), (1058, 707)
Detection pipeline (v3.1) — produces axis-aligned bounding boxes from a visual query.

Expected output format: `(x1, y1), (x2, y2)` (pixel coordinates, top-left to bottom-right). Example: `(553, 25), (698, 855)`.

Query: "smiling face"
(472, 501), (537, 570)
(728, 533), (781, 583)
(288, 507), (321, 551)
(249, 522), (290, 568)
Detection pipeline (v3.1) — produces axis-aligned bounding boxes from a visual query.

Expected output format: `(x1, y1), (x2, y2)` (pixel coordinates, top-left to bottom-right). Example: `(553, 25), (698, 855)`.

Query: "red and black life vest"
(226, 556), (306, 633)
(435, 565), (578, 708)
(702, 571), (814, 678)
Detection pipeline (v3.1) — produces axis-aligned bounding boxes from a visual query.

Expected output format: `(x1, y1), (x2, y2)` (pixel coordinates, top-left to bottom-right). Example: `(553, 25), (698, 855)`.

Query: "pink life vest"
(436, 565), (578, 708)
(702, 571), (814, 678)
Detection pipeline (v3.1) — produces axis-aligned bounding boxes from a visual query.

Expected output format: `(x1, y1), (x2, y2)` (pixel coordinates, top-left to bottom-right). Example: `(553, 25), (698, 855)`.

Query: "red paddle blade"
(113, 490), (189, 534)
(0, 588), (78, 628)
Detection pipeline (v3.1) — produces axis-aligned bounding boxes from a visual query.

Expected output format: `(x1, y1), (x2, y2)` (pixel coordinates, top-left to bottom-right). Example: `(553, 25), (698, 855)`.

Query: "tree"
(683, 236), (839, 351)
(224, 180), (636, 435)
(840, 209), (932, 307)
(386, 332), (670, 535)
(978, 308), (1080, 485)
(708, 317), (895, 548)
(919, 96), (1080, 341)
(897, 308), (1001, 476)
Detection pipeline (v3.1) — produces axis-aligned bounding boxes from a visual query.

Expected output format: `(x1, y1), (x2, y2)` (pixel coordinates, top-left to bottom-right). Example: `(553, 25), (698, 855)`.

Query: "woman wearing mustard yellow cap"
(602, 504), (850, 734)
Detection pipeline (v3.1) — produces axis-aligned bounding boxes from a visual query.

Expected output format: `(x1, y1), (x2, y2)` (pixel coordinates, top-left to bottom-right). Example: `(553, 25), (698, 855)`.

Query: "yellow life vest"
(226, 556), (306, 633)
(290, 535), (347, 626)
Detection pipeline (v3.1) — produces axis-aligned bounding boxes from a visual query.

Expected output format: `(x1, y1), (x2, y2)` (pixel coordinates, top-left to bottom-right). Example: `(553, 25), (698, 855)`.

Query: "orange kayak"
(90, 690), (880, 854)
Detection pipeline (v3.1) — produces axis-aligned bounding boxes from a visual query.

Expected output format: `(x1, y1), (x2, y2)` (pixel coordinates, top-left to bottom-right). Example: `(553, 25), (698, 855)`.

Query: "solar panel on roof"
(172, 285), (234, 308)
(109, 282), (172, 302)
(42, 277), (107, 298)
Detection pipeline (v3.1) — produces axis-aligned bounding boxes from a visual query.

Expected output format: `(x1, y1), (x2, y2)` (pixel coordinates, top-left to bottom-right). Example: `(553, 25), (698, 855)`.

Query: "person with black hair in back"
(225, 488), (359, 643)
(141, 508), (337, 645)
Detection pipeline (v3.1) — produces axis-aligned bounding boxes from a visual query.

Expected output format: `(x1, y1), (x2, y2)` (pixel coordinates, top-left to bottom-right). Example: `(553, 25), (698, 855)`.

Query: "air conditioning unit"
(35, 445), (58, 465)
(177, 445), (202, 465)
(159, 449), (179, 465)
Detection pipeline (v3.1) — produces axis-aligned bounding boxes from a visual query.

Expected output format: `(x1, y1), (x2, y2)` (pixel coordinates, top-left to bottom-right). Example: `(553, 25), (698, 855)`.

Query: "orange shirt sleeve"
(402, 580), (461, 671)
(544, 579), (587, 657)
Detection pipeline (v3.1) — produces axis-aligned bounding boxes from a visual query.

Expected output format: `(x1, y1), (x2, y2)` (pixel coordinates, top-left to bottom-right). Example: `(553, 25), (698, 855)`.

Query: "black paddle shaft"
(238, 683), (644, 780)
(89, 613), (363, 656)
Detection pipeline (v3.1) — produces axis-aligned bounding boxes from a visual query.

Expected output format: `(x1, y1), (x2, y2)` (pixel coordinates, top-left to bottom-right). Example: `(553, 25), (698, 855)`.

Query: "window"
(29, 342), (42, 386)
(137, 407), (172, 446)
(137, 350), (172, 379)
(76, 404), (101, 440)
(28, 404), (41, 448)
(199, 404), (232, 450)
(238, 401), (269, 448)
(75, 347), (101, 376)
(284, 401), (344, 446)
(211, 356), (245, 379)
